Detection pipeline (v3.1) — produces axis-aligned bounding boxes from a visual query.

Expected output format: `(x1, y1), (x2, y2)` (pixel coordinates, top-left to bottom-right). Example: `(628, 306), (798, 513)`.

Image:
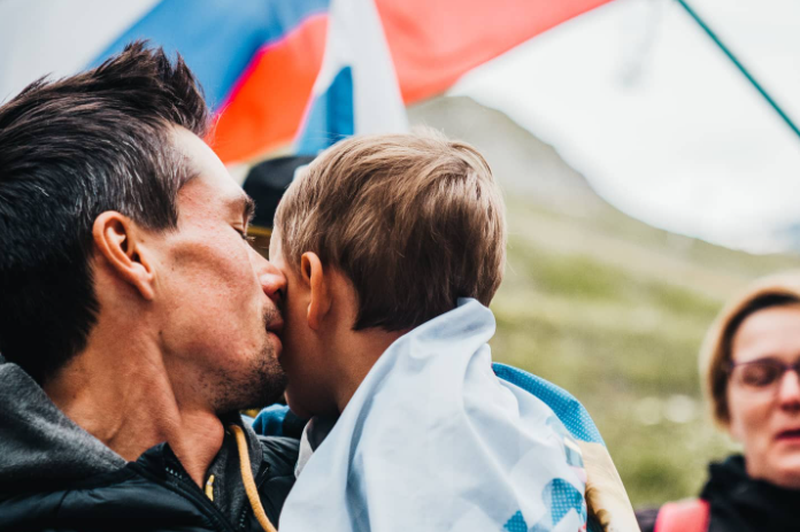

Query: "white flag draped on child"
(278, 298), (588, 532)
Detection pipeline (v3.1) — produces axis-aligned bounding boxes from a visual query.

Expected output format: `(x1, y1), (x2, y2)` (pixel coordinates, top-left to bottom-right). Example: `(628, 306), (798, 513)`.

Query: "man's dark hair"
(0, 42), (209, 383)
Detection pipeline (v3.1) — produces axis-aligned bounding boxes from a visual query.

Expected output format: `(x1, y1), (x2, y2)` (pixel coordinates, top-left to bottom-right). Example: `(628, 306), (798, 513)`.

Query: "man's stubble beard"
(211, 307), (288, 415)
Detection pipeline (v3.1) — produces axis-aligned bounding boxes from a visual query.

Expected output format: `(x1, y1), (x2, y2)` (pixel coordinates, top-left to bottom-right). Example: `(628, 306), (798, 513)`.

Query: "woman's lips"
(776, 428), (800, 441)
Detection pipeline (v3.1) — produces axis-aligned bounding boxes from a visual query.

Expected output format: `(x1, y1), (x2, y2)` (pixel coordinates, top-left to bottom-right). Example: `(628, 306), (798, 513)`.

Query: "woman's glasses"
(727, 358), (800, 390)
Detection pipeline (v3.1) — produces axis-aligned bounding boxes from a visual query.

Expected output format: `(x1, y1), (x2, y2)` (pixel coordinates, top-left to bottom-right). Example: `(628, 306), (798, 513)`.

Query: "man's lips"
(266, 319), (284, 336)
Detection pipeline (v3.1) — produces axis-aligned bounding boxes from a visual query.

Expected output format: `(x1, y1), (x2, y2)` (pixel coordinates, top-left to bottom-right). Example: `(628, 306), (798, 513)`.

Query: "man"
(0, 43), (297, 531)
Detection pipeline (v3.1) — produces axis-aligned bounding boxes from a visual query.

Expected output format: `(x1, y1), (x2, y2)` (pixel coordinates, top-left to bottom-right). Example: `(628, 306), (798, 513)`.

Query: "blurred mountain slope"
(409, 95), (800, 506)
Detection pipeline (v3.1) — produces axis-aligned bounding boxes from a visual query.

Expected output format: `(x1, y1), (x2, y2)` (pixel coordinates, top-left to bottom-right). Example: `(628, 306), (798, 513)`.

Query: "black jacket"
(0, 360), (298, 532)
(636, 455), (800, 532)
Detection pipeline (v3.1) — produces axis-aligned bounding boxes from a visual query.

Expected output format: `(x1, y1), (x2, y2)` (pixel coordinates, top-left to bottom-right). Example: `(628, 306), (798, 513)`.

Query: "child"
(269, 131), (589, 532)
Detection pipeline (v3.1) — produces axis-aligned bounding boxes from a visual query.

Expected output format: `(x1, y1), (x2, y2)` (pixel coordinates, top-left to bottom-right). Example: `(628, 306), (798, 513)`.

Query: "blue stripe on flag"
(529, 479), (587, 532)
(89, 0), (330, 110)
(295, 66), (354, 155)
(503, 479), (587, 532)
(493, 362), (605, 445)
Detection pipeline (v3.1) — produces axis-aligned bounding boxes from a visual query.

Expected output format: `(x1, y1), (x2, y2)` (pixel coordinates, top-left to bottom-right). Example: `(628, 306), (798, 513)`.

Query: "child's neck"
(333, 327), (407, 413)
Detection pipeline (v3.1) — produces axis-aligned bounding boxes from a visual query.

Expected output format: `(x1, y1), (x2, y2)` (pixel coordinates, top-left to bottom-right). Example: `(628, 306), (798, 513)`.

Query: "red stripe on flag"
(212, 14), (328, 163)
(376, 0), (615, 103)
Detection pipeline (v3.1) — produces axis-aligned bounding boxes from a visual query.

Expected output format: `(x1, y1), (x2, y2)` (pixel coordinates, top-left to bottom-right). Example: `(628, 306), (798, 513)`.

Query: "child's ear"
(301, 252), (330, 330)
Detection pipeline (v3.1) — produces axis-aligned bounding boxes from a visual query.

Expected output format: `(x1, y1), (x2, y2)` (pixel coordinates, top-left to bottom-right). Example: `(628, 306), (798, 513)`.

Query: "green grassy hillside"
(410, 96), (800, 506)
(495, 199), (800, 506)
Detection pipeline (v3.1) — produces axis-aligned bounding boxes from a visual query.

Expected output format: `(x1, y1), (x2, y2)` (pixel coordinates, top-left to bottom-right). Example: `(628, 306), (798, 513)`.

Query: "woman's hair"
(700, 272), (800, 425)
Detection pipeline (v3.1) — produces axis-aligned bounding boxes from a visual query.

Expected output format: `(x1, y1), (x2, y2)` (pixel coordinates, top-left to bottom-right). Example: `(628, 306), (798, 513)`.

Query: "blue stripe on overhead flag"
(89, 0), (330, 111)
(295, 66), (354, 155)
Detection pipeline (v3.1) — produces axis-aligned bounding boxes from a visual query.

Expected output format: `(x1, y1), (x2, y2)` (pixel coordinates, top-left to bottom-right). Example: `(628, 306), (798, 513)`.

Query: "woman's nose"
(777, 369), (800, 410)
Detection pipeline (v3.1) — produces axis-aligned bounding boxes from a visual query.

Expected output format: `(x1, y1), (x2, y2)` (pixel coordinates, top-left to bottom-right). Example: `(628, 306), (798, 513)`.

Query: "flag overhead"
(377, 0), (615, 104)
(294, 0), (408, 155)
(0, 0), (614, 163)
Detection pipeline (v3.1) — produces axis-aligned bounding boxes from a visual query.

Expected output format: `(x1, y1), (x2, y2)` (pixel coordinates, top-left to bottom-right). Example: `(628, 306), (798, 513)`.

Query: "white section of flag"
(312, 0), (408, 135)
(0, 0), (160, 103)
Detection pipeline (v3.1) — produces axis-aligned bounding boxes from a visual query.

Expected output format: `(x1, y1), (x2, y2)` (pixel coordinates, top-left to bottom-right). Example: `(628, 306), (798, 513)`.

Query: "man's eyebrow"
(243, 195), (256, 225)
(229, 194), (256, 224)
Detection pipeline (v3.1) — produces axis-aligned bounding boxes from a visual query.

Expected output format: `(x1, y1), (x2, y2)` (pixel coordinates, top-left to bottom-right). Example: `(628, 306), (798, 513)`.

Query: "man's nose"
(254, 252), (287, 307)
(777, 369), (800, 410)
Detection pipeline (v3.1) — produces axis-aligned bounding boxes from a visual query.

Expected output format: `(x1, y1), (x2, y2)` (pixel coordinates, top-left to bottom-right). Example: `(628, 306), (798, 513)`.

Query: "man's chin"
(212, 351), (288, 413)
(240, 367), (288, 411)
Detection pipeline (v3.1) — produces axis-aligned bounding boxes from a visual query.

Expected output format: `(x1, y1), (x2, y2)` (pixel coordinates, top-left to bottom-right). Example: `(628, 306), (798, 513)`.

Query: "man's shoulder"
(257, 435), (299, 479)
(254, 435), (299, 525)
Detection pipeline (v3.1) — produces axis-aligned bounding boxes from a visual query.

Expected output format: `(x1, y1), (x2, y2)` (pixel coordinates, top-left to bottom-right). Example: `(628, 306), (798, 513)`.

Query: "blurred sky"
(452, 0), (800, 253)
(0, 0), (161, 102)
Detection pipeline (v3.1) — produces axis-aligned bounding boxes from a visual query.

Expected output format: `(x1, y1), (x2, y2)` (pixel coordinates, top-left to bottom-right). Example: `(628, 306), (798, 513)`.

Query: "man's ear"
(92, 211), (156, 300)
(301, 252), (331, 330)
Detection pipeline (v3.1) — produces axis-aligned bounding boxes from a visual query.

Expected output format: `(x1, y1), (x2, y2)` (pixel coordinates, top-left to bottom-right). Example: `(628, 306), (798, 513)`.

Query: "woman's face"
(727, 305), (800, 488)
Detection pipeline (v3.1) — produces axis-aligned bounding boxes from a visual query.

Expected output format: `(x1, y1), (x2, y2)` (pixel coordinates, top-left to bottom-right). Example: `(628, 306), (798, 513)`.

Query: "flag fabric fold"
(277, 299), (589, 532)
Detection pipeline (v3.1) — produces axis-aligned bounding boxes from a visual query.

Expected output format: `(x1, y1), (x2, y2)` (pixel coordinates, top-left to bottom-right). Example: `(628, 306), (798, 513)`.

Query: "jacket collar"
(0, 360), (126, 485)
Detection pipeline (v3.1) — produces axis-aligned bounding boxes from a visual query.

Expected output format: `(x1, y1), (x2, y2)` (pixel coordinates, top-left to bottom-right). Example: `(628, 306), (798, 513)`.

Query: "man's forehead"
(171, 126), (245, 205)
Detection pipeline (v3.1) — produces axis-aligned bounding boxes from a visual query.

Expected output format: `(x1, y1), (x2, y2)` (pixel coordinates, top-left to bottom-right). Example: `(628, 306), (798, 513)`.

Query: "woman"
(638, 272), (800, 532)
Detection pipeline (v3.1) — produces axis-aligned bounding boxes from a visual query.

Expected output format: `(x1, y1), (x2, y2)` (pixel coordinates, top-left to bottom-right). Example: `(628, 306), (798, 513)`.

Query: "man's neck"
(43, 330), (223, 487)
